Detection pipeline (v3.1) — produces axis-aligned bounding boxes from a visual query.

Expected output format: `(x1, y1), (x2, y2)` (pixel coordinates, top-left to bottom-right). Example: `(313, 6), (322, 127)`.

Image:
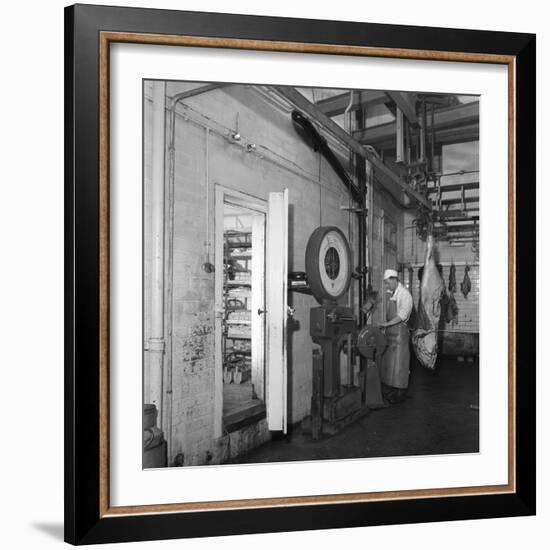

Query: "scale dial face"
(318, 230), (350, 298)
(306, 226), (352, 302)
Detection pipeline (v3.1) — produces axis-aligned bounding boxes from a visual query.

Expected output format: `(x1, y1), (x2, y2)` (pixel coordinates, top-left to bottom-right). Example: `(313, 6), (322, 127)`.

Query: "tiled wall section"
(402, 212), (480, 333)
(404, 263), (479, 332)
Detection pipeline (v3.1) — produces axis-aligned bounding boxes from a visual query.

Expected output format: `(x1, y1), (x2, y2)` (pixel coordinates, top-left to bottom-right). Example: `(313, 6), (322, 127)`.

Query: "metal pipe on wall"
(420, 97), (427, 163)
(343, 92), (358, 384)
(147, 81), (167, 424)
(344, 91), (355, 289)
(367, 163), (375, 295)
(163, 96), (177, 461)
(344, 92), (355, 384)
(381, 209), (386, 323)
(430, 103), (435, 173)
(164, 84), (226, 463)
(354, 106), (367, 327)
(358, 174), (366, 325)
(205, 128), (211, 266)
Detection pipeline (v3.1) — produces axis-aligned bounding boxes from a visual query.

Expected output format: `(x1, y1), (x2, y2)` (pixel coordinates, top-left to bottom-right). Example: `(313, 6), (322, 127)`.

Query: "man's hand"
(378, 323), (386, 329)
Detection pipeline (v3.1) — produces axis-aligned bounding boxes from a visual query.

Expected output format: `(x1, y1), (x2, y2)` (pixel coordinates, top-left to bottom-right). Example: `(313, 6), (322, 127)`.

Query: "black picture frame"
(65, 3), (536, 545)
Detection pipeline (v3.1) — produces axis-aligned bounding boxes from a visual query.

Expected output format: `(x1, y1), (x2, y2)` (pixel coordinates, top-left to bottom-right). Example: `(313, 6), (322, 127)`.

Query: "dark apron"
(381, 297), (411, 389)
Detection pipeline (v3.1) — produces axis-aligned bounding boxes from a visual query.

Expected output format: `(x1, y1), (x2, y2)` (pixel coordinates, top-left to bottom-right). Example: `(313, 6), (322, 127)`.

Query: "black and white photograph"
(0, 0), (543, 546)
(142, 80), (480, 469)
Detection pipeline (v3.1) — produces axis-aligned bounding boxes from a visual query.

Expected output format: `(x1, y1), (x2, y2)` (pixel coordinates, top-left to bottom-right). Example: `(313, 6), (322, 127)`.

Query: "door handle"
(257, 308), (267, 315)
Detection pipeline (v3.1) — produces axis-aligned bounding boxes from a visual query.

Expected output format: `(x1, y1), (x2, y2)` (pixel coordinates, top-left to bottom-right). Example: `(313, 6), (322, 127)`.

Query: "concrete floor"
(230, 356), (479, 464)
(223, 380), (265, 433)
(223, 380), (259, 417)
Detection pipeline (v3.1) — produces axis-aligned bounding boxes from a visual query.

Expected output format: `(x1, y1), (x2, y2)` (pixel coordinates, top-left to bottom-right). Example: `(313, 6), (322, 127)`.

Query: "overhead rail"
(271, 86), (432, 210)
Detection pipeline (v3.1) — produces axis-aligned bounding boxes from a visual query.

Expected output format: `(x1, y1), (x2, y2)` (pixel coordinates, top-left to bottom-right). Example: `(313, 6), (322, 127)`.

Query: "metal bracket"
(145, 337), (165, 353)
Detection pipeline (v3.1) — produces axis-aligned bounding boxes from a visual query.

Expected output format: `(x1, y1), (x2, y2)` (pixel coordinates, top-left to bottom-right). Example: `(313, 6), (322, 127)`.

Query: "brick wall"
(405, 263), (479, 332)
(144, 82), (396, 465)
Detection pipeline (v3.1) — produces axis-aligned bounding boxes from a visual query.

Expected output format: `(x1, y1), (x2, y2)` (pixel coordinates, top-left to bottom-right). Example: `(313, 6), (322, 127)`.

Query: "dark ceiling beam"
(170, 83), (228, 101)
(440, 196), (479, 206)
(436, 206), (479, 219)
(290, 110), (363, 204)
(272, 86), (432, 210)
(361, 123), (479, 151)
(435, 124), (480, 147)
(439, 237), (479, 242)
(355, 122), (396, 146)
(444, 237), (479, 242)
(314, 90), (387, 117)
(386, 91), (418, 126)
(436, 220), (479, 231)
(353, 101), (479, 146)
(435, 231), (479, 239)
(430, 101), (479, 129)
(436, 212), (479, 221)
(435, 222), (479, 231)
(427, 181), (479, 193)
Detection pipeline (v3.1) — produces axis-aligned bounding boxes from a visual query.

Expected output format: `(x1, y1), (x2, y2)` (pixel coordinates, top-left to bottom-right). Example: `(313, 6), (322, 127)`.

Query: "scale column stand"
(311, 349), (324, 440)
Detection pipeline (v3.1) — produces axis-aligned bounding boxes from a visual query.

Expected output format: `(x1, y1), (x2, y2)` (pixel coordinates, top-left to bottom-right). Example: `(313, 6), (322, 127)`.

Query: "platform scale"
(300, 226), (386, 439)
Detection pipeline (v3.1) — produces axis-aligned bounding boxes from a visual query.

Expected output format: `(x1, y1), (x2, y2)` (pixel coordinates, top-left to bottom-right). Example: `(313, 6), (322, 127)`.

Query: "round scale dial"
(305, 226), (352, 302)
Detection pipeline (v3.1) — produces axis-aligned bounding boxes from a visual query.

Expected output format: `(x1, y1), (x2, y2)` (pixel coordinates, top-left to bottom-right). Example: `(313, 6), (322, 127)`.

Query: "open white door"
(266, 189), (288, 432)
(250, 212), (266, 401)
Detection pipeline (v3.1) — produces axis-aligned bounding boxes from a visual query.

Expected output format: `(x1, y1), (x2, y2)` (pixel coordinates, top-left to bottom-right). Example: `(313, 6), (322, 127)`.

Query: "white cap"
(383, 269), (398, 280)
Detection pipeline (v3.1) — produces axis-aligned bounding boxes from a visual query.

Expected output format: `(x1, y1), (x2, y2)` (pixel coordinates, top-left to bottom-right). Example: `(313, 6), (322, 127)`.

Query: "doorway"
(214, 186), (289, 439)
(218, 197), (267, 433)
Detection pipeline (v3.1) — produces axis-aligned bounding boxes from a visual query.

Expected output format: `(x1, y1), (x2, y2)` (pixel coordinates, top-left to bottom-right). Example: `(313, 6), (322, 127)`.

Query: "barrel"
(143, 403), (158, 429)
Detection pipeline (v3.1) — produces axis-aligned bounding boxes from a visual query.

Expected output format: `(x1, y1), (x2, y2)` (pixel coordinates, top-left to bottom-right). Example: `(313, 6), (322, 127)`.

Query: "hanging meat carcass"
(412, 234), (446, 369)
(445, 260), (459, 326)
(448, 260), (456, 293)
(446, 292), (459, 326)
(461, 265), (472, 299)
